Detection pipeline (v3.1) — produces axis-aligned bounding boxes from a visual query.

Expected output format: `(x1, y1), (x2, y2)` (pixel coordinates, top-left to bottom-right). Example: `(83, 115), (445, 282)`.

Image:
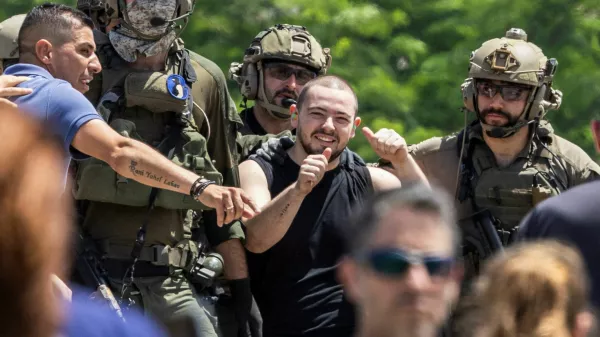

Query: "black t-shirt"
(239, 106), (297, 137)
(247, 149), (373, 337)
(239, 107), (267, 136)
(517, 180), (600, 309)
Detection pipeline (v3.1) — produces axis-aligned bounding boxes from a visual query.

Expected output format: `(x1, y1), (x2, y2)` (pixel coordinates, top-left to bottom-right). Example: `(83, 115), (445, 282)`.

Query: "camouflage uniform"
(0, 14), (25, 73)
(405, 29), (600, 284)
(73, 1), (246, 336)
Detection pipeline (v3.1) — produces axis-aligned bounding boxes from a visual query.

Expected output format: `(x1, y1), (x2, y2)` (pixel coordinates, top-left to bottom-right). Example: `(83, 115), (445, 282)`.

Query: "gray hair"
(344, 183), (460, 256)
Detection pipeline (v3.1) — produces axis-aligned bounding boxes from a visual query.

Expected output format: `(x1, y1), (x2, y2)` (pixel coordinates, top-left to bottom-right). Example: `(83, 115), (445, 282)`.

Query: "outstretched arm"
(72, 119), (259, 226)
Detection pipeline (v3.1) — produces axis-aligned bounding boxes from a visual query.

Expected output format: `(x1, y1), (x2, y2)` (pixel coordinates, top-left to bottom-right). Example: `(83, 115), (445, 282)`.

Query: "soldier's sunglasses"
(355, 248), (455, 278)
(264, 63), (317, 85)
(476, 81), (530, 102)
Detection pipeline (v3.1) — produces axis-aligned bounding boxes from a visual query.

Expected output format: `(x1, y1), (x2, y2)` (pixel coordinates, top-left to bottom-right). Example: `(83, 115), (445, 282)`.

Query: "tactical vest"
(73, 41), (222, 211)
(458, 122), (565, 241)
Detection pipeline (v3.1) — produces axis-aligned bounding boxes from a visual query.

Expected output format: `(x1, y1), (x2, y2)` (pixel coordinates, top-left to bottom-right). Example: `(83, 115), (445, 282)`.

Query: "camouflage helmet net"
(244, 24), (331, 75)
(464, 28), (562, 138)
(76, 0), (195, 39)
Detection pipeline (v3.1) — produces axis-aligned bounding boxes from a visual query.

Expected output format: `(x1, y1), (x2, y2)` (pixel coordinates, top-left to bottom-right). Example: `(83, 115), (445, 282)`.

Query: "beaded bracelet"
(190, 178), (216, 199)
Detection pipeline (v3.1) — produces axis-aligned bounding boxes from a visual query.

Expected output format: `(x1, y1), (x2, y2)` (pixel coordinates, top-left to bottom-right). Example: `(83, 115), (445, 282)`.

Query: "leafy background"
(4, 0), (600, 162)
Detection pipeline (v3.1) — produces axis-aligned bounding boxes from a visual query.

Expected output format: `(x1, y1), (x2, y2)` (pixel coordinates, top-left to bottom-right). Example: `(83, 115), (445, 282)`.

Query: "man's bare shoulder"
(239, 159), (265, 176)
(367, 166), (402, 191)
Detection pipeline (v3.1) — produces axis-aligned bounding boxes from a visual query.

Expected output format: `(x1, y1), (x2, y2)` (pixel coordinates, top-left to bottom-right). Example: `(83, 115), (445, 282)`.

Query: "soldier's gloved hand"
(254, 136), (294, 166)
(247, 296), (262, 337)
(229, 278), (262, 337)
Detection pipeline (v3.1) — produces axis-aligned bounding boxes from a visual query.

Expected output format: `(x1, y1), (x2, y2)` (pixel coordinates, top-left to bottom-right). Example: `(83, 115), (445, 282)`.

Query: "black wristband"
(190, 178), (216, 199)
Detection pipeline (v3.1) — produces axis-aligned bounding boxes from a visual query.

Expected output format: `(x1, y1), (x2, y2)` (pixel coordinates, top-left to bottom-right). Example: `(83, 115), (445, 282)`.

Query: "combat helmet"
(0, 14), (25, 73)
(461, 28), (562, 138)
(229, 24), (332, 118)
(77, 0), (195, 39)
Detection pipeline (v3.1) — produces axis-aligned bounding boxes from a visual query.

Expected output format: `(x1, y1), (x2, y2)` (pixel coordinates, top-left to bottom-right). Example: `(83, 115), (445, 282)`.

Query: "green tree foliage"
(3, 0), (600, 162)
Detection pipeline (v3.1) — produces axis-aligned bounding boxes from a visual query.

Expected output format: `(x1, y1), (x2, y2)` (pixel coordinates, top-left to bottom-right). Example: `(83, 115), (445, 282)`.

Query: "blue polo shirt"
(63, 288), (167, 337)
(4, 64), (102, 178)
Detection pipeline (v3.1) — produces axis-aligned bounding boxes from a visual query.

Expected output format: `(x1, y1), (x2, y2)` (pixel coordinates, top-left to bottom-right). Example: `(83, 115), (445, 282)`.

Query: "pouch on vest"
(73, 119), (223, 210)
(473, 162), (557, 230)
(124, 71), (190, 114)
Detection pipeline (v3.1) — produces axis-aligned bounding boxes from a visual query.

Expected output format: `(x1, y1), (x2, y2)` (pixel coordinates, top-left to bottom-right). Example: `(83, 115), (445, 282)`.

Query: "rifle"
(472, 209), (504, 254)
(74, 230), (126, 322)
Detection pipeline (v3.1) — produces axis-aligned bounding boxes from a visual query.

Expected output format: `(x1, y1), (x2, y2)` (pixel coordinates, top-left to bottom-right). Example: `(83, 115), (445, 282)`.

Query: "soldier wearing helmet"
(0, 14), (25, 74)
(394, 28), (600, 283)
(230, 24), (331, 136)
(72, 1), (259, 336)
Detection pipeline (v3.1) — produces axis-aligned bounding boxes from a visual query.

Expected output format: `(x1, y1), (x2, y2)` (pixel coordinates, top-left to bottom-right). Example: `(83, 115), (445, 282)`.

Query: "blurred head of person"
(338, 184), (463, 337)
(0, 104), (72, 337)
(0, 14), (25, 74)
(458, 240), (594, 337)
(17, 3), (101, 93)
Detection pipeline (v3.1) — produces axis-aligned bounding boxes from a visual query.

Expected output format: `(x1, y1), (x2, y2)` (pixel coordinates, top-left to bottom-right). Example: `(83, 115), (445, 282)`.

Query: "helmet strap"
(256, 63), (291, 119)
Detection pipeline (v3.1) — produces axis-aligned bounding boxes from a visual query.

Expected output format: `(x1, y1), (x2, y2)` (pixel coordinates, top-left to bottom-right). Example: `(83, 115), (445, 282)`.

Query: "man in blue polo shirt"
(4, 3), (259, 222)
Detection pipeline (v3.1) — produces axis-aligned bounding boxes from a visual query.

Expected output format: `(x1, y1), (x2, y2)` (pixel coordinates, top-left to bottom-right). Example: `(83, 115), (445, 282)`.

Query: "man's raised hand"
(0, 75), (32, 109)
(294, 147), (332, 196)
(362, 127), (409, 165)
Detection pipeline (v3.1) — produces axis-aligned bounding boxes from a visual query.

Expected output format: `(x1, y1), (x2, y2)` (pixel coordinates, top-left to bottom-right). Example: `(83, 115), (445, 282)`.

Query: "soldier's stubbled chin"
(480, 108), (520, 127)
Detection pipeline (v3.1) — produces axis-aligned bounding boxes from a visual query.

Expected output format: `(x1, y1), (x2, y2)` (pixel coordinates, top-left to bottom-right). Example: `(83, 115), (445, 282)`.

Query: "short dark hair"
(18, 3), (94, 55)
(344, 183), (460, 256)
(296, 75), (359, 116)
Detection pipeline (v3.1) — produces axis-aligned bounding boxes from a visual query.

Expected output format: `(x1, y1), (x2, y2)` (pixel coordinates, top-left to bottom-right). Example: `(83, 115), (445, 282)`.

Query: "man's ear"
(290, 104), (298, 128)
(337, 256), (361, 304)
(35, 39), (53, 65)
(351, 117), (362, 138)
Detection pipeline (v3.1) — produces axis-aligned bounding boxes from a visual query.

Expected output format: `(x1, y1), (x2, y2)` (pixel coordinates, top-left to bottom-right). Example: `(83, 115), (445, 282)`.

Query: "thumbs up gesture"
(294, 148), (332, 196)
(362, 127), (409, 166)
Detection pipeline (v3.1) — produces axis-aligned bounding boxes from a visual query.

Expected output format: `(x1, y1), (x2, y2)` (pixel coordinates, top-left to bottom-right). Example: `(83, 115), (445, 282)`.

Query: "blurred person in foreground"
(516, 116), (600, 309)
(0, 105), (166, 337)
(338, 184), (464, 337)
(455, 240), (595, 337)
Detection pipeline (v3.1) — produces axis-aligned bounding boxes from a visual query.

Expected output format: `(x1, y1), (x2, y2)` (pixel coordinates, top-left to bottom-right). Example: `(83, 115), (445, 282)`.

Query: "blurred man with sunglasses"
(339, 184), (463, 337)
(383, 28), (600, 286)
(229, 24), (331, 137)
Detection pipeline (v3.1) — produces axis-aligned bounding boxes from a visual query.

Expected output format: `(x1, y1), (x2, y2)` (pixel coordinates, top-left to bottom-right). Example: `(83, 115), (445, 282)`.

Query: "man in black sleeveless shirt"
(238, 75), (428, 337)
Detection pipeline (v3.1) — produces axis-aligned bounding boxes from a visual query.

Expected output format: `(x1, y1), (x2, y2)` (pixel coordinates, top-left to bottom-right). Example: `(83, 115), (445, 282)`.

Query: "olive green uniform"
(73, 33), (243, 336)
(409, 121), (600, 277)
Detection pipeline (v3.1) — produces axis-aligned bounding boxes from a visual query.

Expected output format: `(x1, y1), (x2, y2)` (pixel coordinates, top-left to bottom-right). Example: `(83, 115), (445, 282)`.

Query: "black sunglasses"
(476, 81), (530, 102)
(263, 63), (317, 85)
(356, 248), (455, 278)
